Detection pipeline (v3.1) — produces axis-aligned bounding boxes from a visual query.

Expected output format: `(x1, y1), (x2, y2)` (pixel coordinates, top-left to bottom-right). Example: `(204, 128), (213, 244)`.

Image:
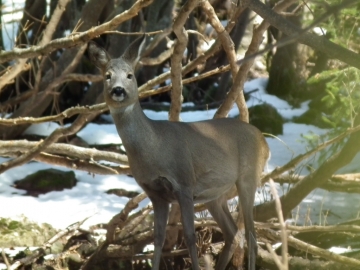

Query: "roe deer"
(88, 36), (270, 270)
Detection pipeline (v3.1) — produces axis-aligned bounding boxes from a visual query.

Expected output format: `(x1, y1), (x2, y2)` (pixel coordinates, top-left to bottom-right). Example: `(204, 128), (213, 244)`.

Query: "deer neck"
(109, 101), (155, 151)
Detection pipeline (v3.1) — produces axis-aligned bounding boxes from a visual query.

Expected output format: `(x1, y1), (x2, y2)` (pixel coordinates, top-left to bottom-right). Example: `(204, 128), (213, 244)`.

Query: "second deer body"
(89, 36), (270, 270)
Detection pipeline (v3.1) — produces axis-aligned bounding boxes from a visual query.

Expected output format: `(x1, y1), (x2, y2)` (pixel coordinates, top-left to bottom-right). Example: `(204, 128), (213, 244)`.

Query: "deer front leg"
(175, 188), (200, 270)
(150, 196), (170, 270)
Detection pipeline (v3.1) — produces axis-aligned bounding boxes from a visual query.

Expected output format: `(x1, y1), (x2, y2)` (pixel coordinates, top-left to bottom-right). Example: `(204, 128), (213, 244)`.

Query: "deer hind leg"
(236, 172), (258, 270)
(174, 187), (200, 270)
(206, 194), (238, 270)
(149, 196), (170, 270)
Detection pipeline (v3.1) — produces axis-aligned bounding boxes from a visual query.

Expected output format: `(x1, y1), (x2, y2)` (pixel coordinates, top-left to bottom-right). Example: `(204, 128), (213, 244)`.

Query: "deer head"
(88, 36), (146, 110)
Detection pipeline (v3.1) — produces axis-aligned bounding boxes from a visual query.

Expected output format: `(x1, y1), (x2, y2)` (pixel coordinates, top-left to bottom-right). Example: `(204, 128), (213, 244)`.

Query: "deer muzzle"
(111, 86), (127, 101)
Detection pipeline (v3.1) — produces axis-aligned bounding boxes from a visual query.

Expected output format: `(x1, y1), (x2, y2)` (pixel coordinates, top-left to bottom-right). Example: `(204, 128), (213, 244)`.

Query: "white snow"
(0, 159), (144, 229)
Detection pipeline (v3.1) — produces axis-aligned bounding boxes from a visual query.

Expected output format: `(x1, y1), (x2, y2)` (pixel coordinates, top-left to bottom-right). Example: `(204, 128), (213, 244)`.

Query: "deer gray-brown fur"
(88, 36), (270, 270)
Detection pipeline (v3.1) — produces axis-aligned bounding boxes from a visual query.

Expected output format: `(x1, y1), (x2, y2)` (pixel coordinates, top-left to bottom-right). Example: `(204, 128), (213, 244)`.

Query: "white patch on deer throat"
(112, 93), (125, 102)
(124, 104), (134, 114)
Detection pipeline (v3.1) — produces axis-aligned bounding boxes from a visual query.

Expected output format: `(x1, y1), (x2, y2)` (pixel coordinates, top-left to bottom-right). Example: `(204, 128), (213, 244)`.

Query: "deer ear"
(122, 35), (146, 68)
(88, 41), (110, 71)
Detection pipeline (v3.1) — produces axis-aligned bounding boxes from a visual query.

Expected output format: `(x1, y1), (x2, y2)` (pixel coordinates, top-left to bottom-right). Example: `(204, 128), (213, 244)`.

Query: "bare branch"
(141, 47), (173, 66)
(0, 0), (154, 64)
(169, 0), (199, 121)
(0, 103), (107, 125)
(140, 65), (231, 98)
(200, 1), (249, 122)
(137, 5), (245, 94)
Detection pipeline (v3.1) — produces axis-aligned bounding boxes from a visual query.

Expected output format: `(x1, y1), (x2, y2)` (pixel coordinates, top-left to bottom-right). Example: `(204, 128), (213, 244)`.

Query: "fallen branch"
(262, 228), (360, 268)
(0, 140), (128, 164)
(0, 113), (95, 173)
(256, 222), (360, 234)
(3, 152), (130, 175)
(106, 192), (148, 242)
(81, 193), (149, 270)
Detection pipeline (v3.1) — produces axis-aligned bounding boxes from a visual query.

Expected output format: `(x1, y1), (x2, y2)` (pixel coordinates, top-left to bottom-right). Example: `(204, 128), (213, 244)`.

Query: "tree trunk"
(266, 2), (310, 98)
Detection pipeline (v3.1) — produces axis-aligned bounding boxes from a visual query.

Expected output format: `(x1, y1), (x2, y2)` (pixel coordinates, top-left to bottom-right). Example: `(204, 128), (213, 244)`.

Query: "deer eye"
(127, 73), (133, 79)
(105, 73), (111, 80)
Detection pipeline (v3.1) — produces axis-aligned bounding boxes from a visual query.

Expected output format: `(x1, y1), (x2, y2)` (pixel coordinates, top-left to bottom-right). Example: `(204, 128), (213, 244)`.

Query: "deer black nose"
(111, 86), (126, 97)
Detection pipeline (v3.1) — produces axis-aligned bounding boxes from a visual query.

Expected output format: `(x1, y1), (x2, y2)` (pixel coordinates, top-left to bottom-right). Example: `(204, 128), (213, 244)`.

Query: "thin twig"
(103, 30), (164, 35)
(1, 249), (10, 269)
(268, 179), (288, 270)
